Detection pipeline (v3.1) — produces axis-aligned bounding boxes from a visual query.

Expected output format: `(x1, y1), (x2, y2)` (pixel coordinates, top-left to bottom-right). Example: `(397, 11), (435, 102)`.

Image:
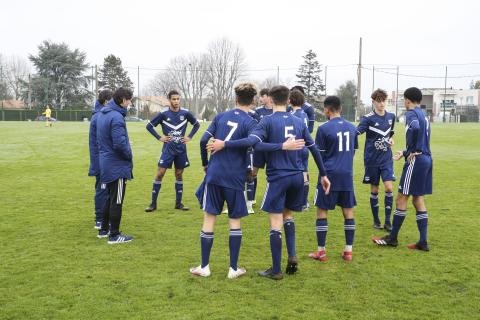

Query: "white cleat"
(227, 267), (246, 279)
(190, 265), (211, 277)
(246, 201), (254, 214)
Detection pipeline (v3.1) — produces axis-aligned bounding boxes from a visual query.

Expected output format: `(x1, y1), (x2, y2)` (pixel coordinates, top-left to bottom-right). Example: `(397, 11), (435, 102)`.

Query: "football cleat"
(342, 251), (353, 261)
(372, 235), (398, 247)
(308, 249), (328, 262)
(407, 241), (430, 252)
(373, 222), (383, 230)
(175, 203), (190, 211)
(107, 233), (133, 244)
(94, 221), (102, 229)
(145, 204), (156, 213)
(97, 230), (109, 238)
(190, 265), (211, 277)
(285, 256), (298, 275)
(257, 267), (283, 280)
(227, 267), (246, 279)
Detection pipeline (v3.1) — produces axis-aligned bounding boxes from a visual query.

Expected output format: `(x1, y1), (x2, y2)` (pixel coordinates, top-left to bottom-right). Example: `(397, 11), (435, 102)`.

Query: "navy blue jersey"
(315, 117), (358, 191)
(255, 106), (273, 120)
(357, 111), (396, 167)
(248, 110), (260, 122)
(291, 108), (309, 159)
(147, 108), (199, 155)
(404, 107), (431, 157)
(205, 109), (257, 190)
(250, 112), (315, 181)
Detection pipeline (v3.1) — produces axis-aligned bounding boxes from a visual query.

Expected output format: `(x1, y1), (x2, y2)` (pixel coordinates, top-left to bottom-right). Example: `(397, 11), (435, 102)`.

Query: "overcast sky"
(2, 0), (480, 102)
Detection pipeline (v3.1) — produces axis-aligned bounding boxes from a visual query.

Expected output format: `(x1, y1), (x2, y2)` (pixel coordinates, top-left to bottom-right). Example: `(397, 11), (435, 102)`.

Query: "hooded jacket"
(96, 99), (133, 183)
(88, 100), (104, 176)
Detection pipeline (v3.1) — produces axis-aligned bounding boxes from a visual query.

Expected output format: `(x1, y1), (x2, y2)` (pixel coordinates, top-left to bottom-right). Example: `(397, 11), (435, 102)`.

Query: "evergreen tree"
(296, 50), (324, 101)
(98, 55), (133, 91)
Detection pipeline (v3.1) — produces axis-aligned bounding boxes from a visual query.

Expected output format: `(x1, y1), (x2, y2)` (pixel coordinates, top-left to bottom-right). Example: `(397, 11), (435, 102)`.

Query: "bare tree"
(145, 71), (176, 97)
(6, 55), (30, 100)
(205, 38), (246, 112)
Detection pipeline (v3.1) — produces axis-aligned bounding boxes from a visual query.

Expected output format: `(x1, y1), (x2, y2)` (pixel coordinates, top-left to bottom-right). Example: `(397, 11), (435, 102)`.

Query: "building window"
(466, 96), (474, 105)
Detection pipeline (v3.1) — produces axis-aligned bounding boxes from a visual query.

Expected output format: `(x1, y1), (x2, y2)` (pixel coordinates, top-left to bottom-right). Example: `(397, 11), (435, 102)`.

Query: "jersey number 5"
(285, 126), (295, 139)
(337, 131), (350, 152)
(225, 121), (238, 141)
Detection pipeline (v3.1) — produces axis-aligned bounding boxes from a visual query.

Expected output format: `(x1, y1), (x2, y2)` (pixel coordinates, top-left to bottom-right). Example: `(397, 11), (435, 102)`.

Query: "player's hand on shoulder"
(282, 137), (305, 151)
(181, 136), (191, 144)
(159, 136), (171, 143)
(320, 176), (331, 195)
(392, 150), (403, 161)
(207, 139), (225, 154)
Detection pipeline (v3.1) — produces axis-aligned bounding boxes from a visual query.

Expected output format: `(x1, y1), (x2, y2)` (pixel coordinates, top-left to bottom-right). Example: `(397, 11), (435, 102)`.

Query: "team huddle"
(88, 84), (433, 280)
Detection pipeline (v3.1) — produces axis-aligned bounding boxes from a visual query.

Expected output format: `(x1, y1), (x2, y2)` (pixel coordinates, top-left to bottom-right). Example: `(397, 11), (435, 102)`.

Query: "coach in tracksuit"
(88, 89), (113, 229)
(96, 87), (134, 244)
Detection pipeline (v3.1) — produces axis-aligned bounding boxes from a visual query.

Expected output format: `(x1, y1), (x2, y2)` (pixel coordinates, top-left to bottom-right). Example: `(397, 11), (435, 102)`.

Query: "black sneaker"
(175, 203), (190, 211)
(258, 267), (283, 280)
(373, 222), (383, 230)
(383, 222), (392, 232)
(372, 234), (398, 247)
(407, 241), (430, 251)
(145, 204), (156, 213)
(285, 256), (298, 275)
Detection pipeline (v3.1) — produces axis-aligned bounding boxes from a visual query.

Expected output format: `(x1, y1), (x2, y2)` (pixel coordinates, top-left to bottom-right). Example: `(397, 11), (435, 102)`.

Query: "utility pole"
(324, 65), (328, 95)
(137, 66), (140, 118)
(372, 65), (375, 93)
(356, 37), (362, 121)
(91, 66), (94, 105)
(277, 66), (280, 85)
(395, 66), (399, 119)
(95, 65), (98, 99)
(28, 74), (32, 109)
(443, 66), (448, 123)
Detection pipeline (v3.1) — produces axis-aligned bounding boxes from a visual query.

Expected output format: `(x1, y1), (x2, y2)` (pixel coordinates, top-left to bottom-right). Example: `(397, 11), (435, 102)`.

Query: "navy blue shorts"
(398, 155), (432, 196)
(261, 173), (304, 213)
(196, 182), (248, 219)
(246, 148), (254, 171)
(158, 151), (190, 169)
(302, 149), (309, 172)
(253, 149), (267, 169)
(314, 187), (357, 210)
(363, 163), (396, 185)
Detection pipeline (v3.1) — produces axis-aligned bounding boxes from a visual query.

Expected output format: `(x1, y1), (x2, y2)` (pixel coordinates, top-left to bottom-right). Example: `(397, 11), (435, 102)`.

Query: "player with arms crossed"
(309, 96), (358, 262)
(373, 87), (432, 251)
(190, 83), (304, 278)
(145, 90), (200, 212)
(357, 89), (396, 231)
(209, 85), (330, 280)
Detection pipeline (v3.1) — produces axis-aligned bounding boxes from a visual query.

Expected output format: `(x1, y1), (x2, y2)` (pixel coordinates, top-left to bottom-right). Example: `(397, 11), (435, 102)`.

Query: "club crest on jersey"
(388, 120), (392, 125)
(180, 115), (185, 121)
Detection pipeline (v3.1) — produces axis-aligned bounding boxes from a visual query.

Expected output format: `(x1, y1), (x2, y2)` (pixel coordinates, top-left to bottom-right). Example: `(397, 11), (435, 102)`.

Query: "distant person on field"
(42, 105), (52, 127)
(96, 87), (134, 244)
(88, 89), (113, 230)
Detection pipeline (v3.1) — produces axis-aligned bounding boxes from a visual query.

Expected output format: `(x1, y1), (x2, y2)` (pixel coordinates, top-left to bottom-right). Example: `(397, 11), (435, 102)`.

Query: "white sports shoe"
(227, 267), (246, 279)
(246, 201), (254, 214)
(190, 265), (211, 277)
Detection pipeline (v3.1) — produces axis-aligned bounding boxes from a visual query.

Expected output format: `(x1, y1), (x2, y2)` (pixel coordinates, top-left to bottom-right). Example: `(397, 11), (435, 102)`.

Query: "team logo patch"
(234, 111), (239, 115)
(388, 120), (392, 125)
(180, 115), (185, 121)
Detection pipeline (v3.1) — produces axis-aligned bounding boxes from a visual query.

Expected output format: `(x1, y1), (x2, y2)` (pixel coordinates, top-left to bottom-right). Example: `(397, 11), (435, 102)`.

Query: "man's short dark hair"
(269, 85), (290, 105)
(98, 89), (113, 105)
(259, 88), (270, 96)
(113, 87), (133, 105)
(404, 87), (422, 103)
(289, 89), (305, 107)
(290, 85), (305, 94)
(168, 90), (180, 99)
(371, 88), (388, 102)
(324, 95), (341, 112)
(235, 83), (257, 106)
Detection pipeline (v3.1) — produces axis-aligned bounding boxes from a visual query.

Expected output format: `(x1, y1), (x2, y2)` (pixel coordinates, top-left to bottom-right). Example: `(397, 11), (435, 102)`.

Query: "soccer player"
(357, 89), (396, 231)
(309, 96), (358, 262)
(88, 89), (113, 229)
(208, 85), (330, 280)
(289, 89), (311, 210)
(373, 87), (432, 251)
(246, 88), (273, 209)
(42, 105), (52, 127)
(145, 90), (200, 212)
(96, 87), (134, 244)
(289, 86), (315, 133)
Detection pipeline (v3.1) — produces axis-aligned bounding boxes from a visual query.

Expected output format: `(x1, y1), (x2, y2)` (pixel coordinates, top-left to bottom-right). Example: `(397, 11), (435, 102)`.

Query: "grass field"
(1, 120), (479, 320)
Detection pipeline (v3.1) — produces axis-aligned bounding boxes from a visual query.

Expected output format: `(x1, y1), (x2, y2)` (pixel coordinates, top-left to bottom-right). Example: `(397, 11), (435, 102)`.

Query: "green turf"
(0, 121), (479, 320)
